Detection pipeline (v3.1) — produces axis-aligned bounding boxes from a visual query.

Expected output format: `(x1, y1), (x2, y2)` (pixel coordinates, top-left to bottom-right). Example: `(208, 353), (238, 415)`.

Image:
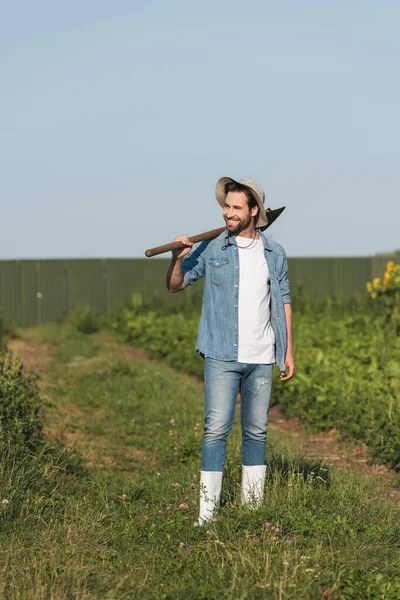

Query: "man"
(166, 176), (295, 525)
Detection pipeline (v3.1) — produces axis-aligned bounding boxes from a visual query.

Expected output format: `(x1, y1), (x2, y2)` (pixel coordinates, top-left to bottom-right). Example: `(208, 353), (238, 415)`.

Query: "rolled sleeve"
(278, 250), (291, 304)
(182, 240), (208, 287)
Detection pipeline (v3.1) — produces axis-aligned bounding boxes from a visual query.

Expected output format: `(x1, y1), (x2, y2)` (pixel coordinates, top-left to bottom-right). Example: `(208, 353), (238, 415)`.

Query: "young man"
(166, 176), (295, 525)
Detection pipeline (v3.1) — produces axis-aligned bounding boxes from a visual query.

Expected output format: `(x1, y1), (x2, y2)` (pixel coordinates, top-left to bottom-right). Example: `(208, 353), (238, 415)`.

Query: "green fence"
(0, 255), (396, 326)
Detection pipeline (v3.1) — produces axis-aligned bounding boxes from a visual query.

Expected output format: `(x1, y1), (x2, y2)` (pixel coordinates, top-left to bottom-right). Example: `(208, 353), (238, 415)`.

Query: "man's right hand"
(172, 235), (193, 260)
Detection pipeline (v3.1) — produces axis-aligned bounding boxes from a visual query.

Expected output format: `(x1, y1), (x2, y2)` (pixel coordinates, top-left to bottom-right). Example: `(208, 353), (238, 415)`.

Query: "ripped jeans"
(201, 358), (273, 471)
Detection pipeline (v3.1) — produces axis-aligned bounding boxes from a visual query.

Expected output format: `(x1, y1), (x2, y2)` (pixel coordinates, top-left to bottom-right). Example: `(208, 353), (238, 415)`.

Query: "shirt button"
(235, 305), (238, 308)
(234, 343), (238, 346)
(235, 285), (238, 288)
(235, 266), (238, 269)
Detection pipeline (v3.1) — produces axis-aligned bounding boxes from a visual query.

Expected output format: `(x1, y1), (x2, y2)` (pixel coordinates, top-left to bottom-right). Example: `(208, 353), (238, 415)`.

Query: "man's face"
(223, 191), (258, 234)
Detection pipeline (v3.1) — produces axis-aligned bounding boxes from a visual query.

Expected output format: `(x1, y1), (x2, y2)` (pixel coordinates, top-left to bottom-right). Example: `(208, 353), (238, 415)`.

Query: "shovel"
(145, 206), (285, 257)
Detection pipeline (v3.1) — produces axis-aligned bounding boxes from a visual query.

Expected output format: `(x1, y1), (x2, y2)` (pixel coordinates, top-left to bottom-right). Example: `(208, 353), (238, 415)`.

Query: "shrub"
(64, 305), (103, 334)
(0, 348), (44, 455)
(0, 310), (16, 345)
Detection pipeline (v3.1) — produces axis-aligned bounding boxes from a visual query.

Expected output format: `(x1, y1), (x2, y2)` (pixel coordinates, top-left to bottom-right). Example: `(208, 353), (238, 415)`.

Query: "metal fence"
(0, 254), (396, 326)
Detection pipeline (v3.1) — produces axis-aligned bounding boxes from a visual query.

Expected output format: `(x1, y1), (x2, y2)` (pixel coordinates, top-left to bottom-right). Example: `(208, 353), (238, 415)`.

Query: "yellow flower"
(366, 262), (400, 301)
(372, 277), (381, 288)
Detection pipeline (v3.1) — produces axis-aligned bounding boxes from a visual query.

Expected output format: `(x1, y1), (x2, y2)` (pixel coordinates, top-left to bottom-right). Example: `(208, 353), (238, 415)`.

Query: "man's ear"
(251, 205), (259, 218)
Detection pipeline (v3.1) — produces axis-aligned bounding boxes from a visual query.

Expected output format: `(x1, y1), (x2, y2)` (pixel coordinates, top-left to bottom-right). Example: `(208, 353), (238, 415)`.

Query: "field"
(113, 292), (400, 470)
(1, 308), (399, 599)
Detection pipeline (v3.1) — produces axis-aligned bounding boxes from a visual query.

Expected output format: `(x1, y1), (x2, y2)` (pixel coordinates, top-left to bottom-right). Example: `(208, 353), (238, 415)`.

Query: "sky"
(1, 0), (399, 259)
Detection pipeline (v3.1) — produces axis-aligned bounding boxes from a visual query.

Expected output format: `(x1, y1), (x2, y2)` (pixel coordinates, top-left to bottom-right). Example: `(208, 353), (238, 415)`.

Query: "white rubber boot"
(194, 470), (223, 526)
(241, 465), (267, 508)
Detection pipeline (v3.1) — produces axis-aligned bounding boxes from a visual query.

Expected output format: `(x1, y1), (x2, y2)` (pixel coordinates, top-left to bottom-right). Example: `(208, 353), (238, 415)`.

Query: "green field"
(1, 321), (399, 599)
(113, 293), (400, 470)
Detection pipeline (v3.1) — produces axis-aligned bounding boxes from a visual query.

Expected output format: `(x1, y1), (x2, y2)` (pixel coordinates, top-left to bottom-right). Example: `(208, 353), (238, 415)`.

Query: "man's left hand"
(280, 352), (296, 381)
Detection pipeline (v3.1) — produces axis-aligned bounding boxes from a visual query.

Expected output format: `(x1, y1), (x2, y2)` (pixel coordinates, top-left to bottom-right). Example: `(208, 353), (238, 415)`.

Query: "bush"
(63, 305), (103, 334)
(0, 311), (16, 345)
(0, 348), (44, 455)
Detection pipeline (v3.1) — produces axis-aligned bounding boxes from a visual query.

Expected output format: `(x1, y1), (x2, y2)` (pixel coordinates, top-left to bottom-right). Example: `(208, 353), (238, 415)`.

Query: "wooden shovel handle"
(144, 206), (285, 257)
(145, 227), (226, 257)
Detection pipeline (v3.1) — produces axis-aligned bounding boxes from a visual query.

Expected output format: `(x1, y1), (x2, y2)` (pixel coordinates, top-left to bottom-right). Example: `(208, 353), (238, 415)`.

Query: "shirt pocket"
(208, 257), (230, 286)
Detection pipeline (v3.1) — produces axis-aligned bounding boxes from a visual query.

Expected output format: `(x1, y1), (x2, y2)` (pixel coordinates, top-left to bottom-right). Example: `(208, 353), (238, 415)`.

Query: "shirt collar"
(257, 229), (273, 251)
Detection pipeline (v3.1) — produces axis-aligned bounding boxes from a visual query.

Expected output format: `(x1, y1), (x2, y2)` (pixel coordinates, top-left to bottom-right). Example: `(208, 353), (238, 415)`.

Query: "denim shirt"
(182, 229), (291, 372)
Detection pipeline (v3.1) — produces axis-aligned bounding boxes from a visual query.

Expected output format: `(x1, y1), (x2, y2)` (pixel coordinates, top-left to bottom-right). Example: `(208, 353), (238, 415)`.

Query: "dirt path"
(9, 338), (54, 385)
(9, 336), (400, 505)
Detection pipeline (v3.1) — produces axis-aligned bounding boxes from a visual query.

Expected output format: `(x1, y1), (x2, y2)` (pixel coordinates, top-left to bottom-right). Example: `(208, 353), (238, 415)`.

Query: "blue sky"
(1, 0), (399, 258)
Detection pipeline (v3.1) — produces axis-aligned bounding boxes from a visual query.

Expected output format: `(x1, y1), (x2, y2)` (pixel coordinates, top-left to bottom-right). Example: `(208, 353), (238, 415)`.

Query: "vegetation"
(275, 310), (400, 469)
(0, 325), (399, 598)
(0, 310), (15, 346)
(0, 347), (43, 455)
(61, 304), (103, 334)
(113, 291), (400, 469)
(367, 260), (400, 331)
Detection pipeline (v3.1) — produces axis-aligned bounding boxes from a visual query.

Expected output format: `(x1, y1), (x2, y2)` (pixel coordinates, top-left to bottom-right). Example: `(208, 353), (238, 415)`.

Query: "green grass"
(1, 325), (399, 599)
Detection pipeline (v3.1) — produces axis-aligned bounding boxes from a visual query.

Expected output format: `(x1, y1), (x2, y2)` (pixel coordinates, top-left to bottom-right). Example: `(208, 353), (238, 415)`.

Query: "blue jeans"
(201, 358), (273, 471)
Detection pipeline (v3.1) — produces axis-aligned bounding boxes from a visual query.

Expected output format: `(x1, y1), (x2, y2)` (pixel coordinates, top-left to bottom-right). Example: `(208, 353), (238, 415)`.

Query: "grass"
(0, 324), (399, 599)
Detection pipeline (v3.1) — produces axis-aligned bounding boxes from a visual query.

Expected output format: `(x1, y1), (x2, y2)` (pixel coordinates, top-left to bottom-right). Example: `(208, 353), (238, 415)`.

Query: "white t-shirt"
(236, 236), (275, 364)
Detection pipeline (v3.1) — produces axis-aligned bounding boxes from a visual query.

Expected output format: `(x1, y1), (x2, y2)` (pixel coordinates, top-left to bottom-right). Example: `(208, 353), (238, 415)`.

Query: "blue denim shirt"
(182, 229), (291, 372)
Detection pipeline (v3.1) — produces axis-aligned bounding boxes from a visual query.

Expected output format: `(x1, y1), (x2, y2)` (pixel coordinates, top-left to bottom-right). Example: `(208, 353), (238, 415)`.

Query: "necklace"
(227, 232), (258, 249)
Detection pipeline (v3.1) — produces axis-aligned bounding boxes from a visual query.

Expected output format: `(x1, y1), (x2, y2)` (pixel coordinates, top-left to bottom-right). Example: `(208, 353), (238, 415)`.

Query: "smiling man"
(166, 176), (295, 525)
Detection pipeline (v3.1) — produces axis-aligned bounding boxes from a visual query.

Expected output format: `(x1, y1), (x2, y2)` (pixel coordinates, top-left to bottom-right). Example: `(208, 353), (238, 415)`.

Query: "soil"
(9, 339), (54, 387)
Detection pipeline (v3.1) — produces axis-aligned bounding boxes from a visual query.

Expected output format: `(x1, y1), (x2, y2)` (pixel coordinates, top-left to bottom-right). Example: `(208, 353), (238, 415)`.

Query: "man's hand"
(280, 351), (296, 381)
(166, 235), (193, 293)
(172, 235), (193, 260)
(281, 303), (295, 381)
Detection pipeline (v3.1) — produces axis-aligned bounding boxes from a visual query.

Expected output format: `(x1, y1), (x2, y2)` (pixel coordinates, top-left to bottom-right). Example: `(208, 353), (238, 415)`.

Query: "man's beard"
(225, 214), (253, 235)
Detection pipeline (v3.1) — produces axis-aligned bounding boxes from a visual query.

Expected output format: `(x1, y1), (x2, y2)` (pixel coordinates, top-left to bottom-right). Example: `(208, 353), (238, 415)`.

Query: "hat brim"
(215, 176), (269, 228)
